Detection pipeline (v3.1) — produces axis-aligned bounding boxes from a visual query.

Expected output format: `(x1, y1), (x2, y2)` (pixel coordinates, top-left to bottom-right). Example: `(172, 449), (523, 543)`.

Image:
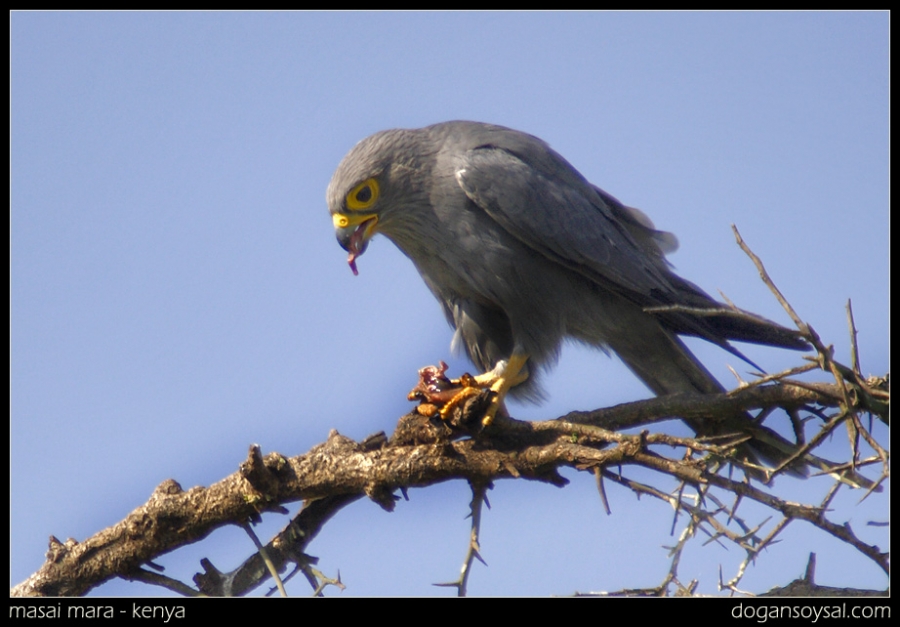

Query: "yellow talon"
(424, 354), (530, 426)
(438, 386), (483, 420)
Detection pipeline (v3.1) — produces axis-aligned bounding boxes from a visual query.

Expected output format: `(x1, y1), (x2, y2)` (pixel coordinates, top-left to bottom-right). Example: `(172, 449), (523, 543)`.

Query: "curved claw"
(438, 386), (484, 421)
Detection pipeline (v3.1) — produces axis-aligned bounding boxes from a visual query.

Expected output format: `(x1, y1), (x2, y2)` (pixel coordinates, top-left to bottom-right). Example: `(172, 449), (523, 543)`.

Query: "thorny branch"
(12, 235), (888, 597)
(433, 481), (491, 597)
(12, 371), (888, 597)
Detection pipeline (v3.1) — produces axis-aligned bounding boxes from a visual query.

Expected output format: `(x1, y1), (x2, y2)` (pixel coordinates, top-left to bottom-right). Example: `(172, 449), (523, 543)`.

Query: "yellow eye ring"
(346, 178), (379, 210)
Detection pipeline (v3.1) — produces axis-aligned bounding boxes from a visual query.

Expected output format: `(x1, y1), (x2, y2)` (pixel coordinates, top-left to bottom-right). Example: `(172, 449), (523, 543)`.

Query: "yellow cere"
(332, 211), (377, 230)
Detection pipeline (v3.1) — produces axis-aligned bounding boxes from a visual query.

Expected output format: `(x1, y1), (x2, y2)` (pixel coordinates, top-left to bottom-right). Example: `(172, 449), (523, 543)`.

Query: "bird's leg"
(440, 354), (530, 425)
(479, 353), (529, 425)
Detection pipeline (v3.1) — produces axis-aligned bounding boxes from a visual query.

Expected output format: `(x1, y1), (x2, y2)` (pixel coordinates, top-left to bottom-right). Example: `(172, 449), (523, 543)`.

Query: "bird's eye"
(346, 178), (379, 210)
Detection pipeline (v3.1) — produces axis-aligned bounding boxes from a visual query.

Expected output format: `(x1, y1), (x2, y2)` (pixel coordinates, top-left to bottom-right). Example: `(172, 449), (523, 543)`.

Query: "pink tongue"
(347, 225), (364, 276)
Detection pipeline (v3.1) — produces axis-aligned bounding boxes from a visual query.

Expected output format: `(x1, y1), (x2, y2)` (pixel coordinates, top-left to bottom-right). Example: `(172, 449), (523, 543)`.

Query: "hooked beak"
(334, 213), (378, 276)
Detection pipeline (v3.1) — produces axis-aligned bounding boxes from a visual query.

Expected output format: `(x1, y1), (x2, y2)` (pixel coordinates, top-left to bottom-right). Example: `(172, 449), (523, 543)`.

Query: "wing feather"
(453, 139), (807, 353)
(455, 145), (678, 305)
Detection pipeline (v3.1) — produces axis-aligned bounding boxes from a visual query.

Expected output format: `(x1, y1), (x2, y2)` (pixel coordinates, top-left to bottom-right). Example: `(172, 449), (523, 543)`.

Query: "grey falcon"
(327, 120), (809, 471)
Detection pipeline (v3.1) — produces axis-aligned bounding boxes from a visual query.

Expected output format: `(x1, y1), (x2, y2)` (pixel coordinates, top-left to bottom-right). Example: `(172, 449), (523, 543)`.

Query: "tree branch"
(12, 374), (888, 597)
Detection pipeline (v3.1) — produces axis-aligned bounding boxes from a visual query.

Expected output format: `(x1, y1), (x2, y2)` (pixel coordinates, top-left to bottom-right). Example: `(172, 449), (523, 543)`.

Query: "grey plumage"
(328, 121), (811, 471)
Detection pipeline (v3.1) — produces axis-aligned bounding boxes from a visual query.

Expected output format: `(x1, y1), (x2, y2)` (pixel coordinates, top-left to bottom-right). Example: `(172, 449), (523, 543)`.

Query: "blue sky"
(11, 12), (888, 597)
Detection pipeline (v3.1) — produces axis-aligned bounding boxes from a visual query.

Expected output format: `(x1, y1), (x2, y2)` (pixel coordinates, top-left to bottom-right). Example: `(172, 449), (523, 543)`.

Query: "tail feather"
(609, 324), (878, 489)
(609, 324), (809, 479)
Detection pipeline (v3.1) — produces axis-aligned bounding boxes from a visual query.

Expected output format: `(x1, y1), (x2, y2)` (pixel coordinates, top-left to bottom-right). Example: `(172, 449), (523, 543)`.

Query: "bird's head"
(328, 129), (433, 275)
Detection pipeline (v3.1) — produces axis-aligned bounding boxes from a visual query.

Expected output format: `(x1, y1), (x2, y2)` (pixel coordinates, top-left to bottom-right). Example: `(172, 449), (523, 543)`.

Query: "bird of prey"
(327, 121), (808, 470)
